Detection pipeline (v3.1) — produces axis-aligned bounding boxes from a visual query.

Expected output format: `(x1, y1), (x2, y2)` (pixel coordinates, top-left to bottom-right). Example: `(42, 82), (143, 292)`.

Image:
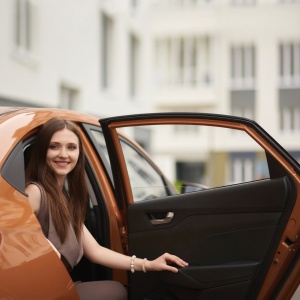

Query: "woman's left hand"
(147, 253), (188, 273)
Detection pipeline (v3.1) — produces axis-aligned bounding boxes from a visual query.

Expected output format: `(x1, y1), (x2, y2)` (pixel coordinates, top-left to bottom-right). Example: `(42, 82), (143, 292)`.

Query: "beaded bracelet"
(142, 258), (147, 273)
(130, 255), (136, 273)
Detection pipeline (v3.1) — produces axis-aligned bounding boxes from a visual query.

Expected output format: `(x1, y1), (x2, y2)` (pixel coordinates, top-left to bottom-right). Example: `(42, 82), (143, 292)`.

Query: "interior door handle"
(149, 212), (174, 225)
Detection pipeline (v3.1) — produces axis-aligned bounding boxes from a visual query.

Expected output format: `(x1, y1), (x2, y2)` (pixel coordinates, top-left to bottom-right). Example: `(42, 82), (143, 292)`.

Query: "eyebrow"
(49, 141), (78, 145)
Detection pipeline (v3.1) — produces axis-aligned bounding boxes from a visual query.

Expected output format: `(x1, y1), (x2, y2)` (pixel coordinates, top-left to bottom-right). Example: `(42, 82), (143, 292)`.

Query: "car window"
(90, 129), (110, 163)
(1, 141), (26, 193)
(119, 140), (169, 201)
(90, 129), (170, 202)
(1, 135), (37, 194)
(113, 124), (270, 195)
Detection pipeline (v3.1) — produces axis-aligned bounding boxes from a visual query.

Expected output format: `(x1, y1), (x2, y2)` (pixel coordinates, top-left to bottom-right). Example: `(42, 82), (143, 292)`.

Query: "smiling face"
(46, 128), (80, 185)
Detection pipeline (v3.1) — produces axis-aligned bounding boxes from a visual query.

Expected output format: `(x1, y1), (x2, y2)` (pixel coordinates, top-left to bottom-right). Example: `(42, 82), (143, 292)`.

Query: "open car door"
(99, 113), (300, 300)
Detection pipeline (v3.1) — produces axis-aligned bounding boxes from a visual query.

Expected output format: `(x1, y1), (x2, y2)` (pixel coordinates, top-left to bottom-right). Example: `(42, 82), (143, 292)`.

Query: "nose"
(59, 147), (68, 158)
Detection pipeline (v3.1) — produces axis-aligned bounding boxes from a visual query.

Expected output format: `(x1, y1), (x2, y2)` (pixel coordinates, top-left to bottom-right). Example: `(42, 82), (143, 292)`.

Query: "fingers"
(163, 253), (189, 268)
(165, 265), (179, 273)
(149, 253), (189, 273)
(162, 253), (189, 272)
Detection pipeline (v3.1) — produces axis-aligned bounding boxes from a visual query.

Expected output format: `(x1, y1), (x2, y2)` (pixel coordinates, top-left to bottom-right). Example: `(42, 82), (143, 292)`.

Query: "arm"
(82, 225), (188, 273)
(25, 183), (41, 214)
(25, 183), (61, 258)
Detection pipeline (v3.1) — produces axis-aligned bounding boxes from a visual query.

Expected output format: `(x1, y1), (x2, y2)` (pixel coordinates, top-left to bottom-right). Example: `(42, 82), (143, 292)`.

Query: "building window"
(232, 106), (254, 119)
(60, 86), (79, 111)
(231, 0), (256, 5)
(154, 36), (212, 88)
(230, 90), (255, 119)
(279, 101), (300, 133)
(232, 158), (253, 183)
(174, 124), (199, 134)
(279, 42), (300, 133)
(279, 42), (300, 88)
(176, 161), (205, 184)
(130, 0), (138, 8)
(153, 0), (215, 8)
(15, 0), (31, 53)
(231, 45), (255, 90)
(230, 44), (256, 119)
(100, 12), (114, 89)
(279, 0), (300, 4)
(230, 153), (267, 184)
(129, 34), (140, 98)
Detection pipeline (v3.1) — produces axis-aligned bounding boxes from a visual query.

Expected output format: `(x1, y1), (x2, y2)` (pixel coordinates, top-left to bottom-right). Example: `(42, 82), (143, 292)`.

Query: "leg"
(75, 281), (127, 300)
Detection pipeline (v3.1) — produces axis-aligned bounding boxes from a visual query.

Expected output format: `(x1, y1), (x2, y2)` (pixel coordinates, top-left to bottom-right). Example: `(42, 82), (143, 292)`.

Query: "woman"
(25, 117), (188, 300)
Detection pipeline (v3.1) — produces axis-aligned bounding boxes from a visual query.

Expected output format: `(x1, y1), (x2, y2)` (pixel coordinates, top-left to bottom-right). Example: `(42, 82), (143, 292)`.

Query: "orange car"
(0, 107), (299, 299)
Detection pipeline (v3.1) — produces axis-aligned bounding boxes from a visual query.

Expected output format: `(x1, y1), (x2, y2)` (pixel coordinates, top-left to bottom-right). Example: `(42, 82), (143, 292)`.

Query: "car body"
(0, 107), (300, 299)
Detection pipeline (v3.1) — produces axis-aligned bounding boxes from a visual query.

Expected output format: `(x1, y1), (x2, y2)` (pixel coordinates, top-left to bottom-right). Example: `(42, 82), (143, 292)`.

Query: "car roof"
(0, 107), (99, 123)
(0, 107), (25, 117)
(0, 107), (100, 164)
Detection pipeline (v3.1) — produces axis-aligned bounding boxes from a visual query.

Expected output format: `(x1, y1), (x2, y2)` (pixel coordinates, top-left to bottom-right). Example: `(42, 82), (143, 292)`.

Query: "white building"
(146, 0), (300, 184)
(0, 0), (299, 184)
(0, 0), (152, 116)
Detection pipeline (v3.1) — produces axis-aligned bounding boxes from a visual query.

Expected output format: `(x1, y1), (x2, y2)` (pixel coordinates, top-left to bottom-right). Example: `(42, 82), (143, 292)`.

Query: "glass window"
(129, 34), (140, 99)
(15, 0), (31, 53)
(91, 124), (272, 202)
(90, 129), (170, 202)
(90, 129), (110, 162)
(120, 141), (169, 202)
(231, 0), (256, 6)
(231, 103), (255, 120)
(230, 153), (258, 184)
(154, 36), (212, 88)
(60, 85), (79, 110)
(279, 42), (300, 88)
(116, 124), (270, 194)
(231, 45), (255, 90)
(100, 12), (114, 89)
(2, 142), (26, 193)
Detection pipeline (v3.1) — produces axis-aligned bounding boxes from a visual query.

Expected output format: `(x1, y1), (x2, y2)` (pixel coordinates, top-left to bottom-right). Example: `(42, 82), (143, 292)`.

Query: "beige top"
(31, 182), (83, 271)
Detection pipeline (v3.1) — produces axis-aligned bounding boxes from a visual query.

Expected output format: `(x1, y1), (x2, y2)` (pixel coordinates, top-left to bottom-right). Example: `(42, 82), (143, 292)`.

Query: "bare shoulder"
(25, 183), (42, 214)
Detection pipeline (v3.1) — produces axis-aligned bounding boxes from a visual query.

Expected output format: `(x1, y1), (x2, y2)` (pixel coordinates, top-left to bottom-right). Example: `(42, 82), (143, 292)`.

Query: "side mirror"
(180, 181), (208, 194)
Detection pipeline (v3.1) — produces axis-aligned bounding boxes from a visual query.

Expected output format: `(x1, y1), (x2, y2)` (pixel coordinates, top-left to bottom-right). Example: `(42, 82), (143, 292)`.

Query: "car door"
(99, 113), (300, 300)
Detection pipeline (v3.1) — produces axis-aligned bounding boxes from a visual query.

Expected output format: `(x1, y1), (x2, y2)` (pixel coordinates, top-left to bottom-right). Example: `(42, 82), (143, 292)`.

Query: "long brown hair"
(26, 117), (87, 243)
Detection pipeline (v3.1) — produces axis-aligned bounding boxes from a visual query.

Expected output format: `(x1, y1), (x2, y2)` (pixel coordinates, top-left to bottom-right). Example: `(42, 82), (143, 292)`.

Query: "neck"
(56, 176), (66, 190)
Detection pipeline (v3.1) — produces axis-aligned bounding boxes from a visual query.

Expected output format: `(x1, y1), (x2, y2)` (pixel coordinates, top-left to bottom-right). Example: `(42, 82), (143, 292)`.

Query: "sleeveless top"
(31, 182), (84, 272)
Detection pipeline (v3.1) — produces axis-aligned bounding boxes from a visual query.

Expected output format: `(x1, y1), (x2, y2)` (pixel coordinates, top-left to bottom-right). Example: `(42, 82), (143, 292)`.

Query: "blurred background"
(0, 0), (300, 187)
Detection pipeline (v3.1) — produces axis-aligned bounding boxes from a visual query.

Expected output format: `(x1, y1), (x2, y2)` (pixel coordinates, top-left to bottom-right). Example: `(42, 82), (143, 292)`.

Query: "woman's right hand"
(146, 252), (188, 273)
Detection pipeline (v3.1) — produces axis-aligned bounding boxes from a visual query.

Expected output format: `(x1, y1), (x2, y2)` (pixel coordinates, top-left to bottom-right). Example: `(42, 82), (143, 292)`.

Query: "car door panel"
(162, 261), (260, 288)
(99, 113), (300, 299)
(127, 176), (294, 299)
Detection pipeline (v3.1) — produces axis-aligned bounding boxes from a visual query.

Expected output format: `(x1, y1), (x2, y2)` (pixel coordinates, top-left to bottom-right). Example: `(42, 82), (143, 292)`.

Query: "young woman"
(25, 117), (188, 300)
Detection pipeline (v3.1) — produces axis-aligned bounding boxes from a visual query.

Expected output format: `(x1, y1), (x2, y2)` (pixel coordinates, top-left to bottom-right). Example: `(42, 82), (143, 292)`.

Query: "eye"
(49, 144), (59, 149)
(68, 145), (78, 150)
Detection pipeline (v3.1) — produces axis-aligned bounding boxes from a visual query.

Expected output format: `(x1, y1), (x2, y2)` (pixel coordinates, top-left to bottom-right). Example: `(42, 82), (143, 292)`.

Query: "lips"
(54, 161), (70, 167)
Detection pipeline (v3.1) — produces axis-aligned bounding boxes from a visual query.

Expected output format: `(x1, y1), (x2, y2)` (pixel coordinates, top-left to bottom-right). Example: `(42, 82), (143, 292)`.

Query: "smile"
(55, 161), (70, 167)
